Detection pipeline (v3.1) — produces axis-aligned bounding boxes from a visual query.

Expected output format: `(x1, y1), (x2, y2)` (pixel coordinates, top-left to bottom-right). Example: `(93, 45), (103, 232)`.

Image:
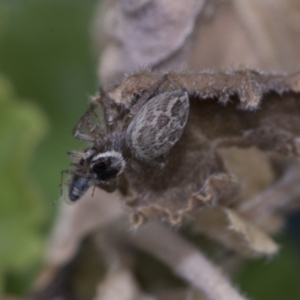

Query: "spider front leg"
(72, 102), (99, 142)
(67, 150), (87, 164)
(93, 90), (127, 132)
(59, 168), (75, 197)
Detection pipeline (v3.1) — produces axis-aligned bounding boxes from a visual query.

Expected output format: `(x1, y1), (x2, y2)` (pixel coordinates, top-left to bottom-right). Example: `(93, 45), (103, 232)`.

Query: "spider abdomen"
(126, 89), (189, 162)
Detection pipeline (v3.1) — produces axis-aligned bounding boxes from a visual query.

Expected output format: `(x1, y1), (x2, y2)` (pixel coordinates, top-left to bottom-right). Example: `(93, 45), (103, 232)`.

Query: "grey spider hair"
(65, 75), (190, 202)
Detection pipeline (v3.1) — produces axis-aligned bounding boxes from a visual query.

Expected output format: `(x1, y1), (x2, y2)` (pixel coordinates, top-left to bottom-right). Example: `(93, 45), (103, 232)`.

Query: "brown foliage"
(101, 69), (300, 226)
(31, 0), (300, 299)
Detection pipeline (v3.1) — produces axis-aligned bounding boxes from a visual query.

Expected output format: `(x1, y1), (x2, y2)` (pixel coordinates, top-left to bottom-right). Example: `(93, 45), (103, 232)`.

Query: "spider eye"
(91, 159), (118, 180)
(90, 151), (126, 181)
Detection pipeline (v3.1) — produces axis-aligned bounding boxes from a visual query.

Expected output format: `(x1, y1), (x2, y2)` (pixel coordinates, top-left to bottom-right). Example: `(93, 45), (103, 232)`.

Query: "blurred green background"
(0, 0), (97, 296)
(0, 0), (300, 299)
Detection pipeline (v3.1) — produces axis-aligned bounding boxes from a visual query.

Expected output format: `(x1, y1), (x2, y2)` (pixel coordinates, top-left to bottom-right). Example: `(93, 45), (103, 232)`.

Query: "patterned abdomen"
(126, 89), (189, 162)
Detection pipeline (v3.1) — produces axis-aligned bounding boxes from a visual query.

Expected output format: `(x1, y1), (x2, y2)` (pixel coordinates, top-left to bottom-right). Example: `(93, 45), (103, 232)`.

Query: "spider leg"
(94, 89), (132, 133)
(72, 102), (100, 142)
(74, 131), (95, 142)
(60, 169), (75, 196)
(67, 150), (86, 163)
(96, 90), (116, 127)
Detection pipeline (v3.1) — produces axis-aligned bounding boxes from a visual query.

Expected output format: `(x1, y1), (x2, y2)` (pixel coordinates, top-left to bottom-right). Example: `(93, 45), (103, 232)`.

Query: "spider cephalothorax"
(65, 76), (190, 202)
(67, 147), (126, 199)
(89, 151), (126, 181)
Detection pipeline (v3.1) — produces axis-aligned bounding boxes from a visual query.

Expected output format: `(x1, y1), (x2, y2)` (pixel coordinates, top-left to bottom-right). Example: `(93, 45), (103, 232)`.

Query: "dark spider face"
(90, 151), (126, 181)
(66, 149), (126, 201)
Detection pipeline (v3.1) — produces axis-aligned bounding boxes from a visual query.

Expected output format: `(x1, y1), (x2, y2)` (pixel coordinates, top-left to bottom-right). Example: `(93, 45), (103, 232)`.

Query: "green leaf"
(0, 0), (97, 205)
(0, 0), (97, 294)
(0, 74), (47, 295)
(237, 235), (300, 300)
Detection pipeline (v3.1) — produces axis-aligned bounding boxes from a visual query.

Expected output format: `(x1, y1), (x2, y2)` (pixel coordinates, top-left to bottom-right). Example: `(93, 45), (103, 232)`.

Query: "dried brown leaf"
(95, 0), (206, 84)
(190, 0), (300, 71)
(219, 148), (274, 200)
(194, 207), (279, 258)
(33, 1), (300, 299)
(93, 268), (153, 300)
(232, 0), (300, 71)
(103, 69), (300, 224)
(46, 189), (122, 265)
(133, 222), (248, 300)
(238, 161), (300, 233)
(155, 289), (191, 300)
(92, 0), (300, 227)
(189, 1), (263, 70)
(108, 69), (299, 109)
(29, 235), (108, 300)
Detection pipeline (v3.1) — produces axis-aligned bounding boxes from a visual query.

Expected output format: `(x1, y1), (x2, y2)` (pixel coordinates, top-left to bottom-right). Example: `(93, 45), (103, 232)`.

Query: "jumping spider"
(65, 75), (190, 202)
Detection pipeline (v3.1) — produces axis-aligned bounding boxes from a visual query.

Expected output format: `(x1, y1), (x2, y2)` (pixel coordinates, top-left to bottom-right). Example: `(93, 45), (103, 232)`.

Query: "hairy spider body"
(64, 70), (300, 225)
(66, 77), (190, 201)
(126, 89), (189, 162)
